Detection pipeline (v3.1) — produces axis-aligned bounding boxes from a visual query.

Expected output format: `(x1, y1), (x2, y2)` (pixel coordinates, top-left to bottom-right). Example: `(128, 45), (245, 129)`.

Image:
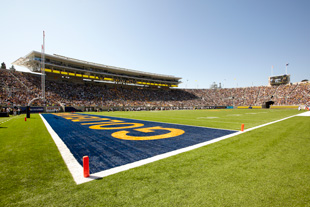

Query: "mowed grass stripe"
(0, 110), (309, 206)
(85, 109), (303, 130)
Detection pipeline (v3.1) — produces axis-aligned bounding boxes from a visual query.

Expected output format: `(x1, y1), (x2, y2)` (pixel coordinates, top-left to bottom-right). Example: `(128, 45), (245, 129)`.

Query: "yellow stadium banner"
(270, 105), (299, 109)
(104, 77), (114, 81)
(40, 69), (177, 88)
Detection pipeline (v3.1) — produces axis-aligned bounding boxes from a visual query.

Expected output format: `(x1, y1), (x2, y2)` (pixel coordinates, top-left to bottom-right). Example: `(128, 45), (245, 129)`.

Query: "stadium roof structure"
(12, 51), (181, 88)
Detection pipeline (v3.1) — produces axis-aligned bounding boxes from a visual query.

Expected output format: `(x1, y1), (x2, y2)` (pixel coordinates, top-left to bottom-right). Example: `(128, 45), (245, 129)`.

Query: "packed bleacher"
(1, 68), (309, 110)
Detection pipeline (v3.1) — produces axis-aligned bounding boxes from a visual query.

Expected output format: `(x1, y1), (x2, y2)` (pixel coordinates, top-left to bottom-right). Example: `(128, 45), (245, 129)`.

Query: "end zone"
(40, 112), (302, 184)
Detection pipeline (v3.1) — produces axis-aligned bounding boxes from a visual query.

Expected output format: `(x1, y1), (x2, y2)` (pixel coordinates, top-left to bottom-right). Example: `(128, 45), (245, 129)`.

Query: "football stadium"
(1, 49), (310, 206)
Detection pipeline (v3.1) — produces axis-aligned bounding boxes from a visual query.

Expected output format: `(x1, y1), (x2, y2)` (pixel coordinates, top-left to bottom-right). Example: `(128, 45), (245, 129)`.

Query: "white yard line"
(0, 115), (20, 125)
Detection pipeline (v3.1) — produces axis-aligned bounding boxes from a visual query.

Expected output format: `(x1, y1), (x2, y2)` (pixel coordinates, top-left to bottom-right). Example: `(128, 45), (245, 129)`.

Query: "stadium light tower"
(285, 63), (289, 75)
(41, 31), (46, 104)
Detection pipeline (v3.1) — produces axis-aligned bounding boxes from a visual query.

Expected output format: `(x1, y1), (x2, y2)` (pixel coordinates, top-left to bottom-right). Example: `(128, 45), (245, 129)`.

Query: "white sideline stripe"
(40, 114), (88, 184)
(296, 111), (310, 116)
(41, 113), (301, 185)
(241, 114), (298, 132)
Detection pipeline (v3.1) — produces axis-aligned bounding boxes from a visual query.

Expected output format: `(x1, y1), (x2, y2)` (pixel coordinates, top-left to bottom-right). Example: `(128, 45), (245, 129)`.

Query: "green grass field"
(1, 109), (310, 206)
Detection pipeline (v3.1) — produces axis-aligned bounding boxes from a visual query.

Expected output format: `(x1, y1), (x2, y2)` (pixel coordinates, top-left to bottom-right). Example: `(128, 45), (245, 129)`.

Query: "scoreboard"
(269, 74), (290, 86)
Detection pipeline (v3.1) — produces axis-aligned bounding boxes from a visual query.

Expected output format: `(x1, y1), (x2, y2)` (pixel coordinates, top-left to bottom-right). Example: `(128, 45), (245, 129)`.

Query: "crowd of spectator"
(1, 69), (309, 109)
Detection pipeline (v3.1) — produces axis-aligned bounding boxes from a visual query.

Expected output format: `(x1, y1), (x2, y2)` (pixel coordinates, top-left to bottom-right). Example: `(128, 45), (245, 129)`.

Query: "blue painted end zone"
(42, 113), (236, 174)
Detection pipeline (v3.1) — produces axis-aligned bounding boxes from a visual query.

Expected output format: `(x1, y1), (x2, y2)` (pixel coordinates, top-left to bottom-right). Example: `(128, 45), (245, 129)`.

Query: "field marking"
(0, 115), (20, 125)
(197, 117), (219, 119)
(40, 114), (90, 184)
(226, 114), (242, 116)
(242, 114), (299, 132)
(82, 113), (237, 131)
(296, 111), (310, 116)
(41, 112), (302, 185)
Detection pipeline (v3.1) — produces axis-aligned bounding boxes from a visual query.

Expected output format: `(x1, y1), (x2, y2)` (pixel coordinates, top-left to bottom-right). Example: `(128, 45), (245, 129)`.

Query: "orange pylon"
(83, 156), (90, 178)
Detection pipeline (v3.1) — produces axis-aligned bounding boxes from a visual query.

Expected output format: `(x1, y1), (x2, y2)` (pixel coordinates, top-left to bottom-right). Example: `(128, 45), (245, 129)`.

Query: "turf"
(1, 109), (310, 206)
(86, 109), (301, 130)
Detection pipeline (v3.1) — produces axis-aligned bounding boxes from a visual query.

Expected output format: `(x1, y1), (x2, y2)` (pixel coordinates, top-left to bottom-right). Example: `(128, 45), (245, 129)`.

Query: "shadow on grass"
(89, 175), (103, 181)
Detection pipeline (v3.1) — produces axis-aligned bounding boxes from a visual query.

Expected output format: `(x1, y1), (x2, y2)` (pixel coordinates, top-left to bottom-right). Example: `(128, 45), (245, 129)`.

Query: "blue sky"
(1, 0), (309, 88)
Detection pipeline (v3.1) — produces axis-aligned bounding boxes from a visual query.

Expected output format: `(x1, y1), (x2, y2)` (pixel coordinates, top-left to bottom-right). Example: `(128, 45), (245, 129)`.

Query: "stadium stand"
(13, 51), (181, 88)
(1, 68), (309, 112)
(1, 51), (309, 111)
